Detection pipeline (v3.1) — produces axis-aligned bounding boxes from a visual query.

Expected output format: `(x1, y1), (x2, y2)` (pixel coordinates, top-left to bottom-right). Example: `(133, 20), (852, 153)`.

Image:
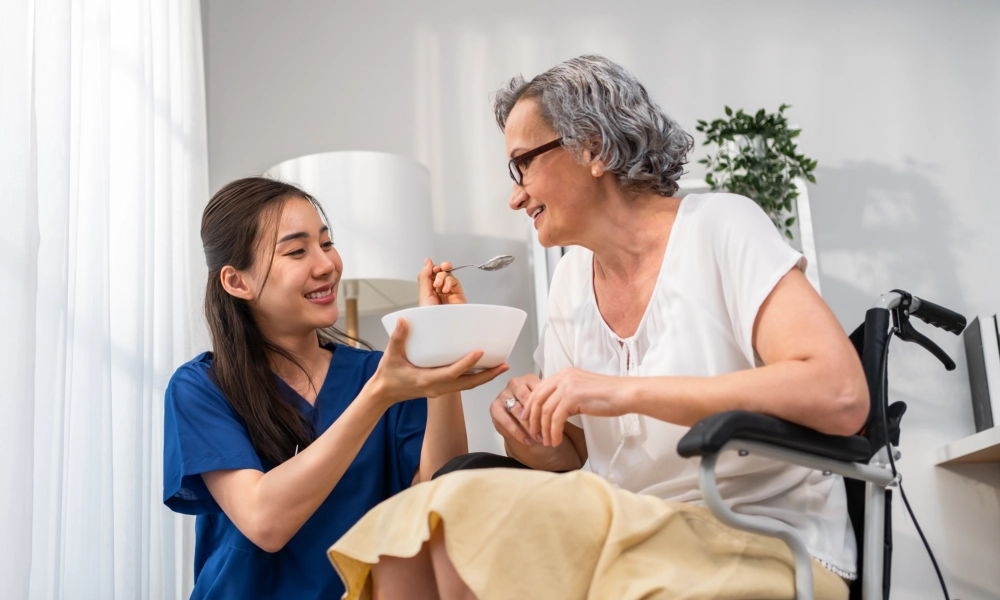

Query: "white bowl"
(381, 304), (527, 371)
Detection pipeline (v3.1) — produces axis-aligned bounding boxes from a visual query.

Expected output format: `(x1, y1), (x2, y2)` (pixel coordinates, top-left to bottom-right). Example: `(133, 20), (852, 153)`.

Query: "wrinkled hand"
(371, 318), (508, 405)
(518, 368), (625, 446)
(490, 374), (540, 448)
(418, 258), (467, 306)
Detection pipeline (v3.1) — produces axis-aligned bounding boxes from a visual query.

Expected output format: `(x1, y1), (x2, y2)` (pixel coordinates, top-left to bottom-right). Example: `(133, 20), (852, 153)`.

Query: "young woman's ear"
(220, 266), (255, 301)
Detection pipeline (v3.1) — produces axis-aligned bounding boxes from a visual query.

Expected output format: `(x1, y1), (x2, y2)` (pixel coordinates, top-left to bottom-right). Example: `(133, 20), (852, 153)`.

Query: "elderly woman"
(328, 55), (867, 600)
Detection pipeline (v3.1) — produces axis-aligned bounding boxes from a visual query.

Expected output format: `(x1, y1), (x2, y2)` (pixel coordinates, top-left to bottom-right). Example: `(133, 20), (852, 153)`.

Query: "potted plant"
(695, 104), (817, 240)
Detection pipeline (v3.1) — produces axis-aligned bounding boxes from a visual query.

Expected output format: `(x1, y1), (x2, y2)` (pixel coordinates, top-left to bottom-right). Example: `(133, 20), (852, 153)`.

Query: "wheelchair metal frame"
(683, 290), (964, 600)
(699, 440), (897, 599)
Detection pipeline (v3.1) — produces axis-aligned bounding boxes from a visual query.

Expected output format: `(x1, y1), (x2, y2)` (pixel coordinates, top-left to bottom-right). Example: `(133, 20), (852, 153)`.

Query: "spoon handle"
(441, 264), (472, 273)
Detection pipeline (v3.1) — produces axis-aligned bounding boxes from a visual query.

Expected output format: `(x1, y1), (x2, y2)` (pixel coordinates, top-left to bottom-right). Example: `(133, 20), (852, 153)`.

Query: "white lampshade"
(265, 151), (435, 314)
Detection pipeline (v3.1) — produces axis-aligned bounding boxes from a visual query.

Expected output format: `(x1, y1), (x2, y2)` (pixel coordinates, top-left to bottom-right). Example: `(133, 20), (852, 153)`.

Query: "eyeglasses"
(508, 138), (563, 186)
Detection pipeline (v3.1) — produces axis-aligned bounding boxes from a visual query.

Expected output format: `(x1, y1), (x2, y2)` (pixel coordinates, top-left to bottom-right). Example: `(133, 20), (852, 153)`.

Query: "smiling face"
(505, 98), (598, 247)
(242, 197), (343, 337)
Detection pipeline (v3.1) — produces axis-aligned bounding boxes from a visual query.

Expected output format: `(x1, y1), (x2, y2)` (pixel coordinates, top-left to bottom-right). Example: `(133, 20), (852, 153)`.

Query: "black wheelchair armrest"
(677, 410), (871, 463)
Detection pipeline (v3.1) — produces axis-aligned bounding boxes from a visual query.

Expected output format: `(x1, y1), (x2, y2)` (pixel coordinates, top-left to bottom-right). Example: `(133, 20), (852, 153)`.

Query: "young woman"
(328, 56), (868, 600)
(162, 177), (507, 599)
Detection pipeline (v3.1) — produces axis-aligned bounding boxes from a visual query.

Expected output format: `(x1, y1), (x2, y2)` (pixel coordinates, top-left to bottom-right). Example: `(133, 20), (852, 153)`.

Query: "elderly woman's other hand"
(492, 374), (591, 472)
(520, 368), (626, 447)
(417, 257), (467, 306)
(490, 374), (540, 447)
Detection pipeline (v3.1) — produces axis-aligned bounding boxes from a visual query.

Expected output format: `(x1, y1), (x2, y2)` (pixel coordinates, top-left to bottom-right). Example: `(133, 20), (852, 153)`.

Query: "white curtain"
(0, 0), (208, 598)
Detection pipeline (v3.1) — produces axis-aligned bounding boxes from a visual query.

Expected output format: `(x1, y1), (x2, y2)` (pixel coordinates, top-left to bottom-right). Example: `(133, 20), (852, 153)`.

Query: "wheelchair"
(678, 289), (966, 600)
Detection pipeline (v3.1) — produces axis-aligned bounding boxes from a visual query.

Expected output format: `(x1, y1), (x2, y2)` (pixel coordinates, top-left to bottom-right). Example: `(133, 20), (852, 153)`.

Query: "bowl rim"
(382, 303), (527, 316)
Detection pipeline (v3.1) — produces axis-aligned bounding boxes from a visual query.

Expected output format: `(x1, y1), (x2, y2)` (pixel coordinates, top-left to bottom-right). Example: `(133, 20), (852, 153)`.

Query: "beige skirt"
(328, 468), (849, 600)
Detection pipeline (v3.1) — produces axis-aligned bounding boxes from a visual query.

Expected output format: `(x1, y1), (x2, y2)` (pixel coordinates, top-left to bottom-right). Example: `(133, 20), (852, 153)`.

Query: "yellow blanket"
(328, 468), (848, 600)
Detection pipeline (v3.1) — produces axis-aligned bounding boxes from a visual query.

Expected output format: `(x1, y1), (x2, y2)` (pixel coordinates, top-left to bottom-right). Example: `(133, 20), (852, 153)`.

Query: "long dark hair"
(201, 177), (370, 467)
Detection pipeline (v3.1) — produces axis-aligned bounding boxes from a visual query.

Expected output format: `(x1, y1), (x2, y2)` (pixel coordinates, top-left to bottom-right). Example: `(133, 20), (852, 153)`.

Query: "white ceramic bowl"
(381, 304), (527, 371)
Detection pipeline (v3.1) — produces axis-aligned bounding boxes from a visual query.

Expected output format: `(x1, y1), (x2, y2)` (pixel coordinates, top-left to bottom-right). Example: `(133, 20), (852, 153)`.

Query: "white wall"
(201, 1), (1000, 597)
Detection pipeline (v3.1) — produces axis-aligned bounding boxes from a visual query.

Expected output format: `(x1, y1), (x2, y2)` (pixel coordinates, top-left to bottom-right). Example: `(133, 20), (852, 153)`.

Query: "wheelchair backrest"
(849, 308), (896, 460)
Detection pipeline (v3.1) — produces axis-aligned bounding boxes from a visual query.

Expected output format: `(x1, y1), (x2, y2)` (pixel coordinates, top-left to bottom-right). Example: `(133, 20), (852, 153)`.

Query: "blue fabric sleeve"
(360, 352), (426, 495)
(163, 356), (263, 515)
(390, 397), (427, 494)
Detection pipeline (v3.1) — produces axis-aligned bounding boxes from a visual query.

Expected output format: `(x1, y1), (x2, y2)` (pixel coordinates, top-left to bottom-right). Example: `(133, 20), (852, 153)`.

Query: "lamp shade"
(265, 151), (435, 314)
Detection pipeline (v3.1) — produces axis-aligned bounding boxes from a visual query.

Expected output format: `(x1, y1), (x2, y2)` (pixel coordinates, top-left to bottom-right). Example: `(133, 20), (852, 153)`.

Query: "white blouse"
(534, 192), (857, 578)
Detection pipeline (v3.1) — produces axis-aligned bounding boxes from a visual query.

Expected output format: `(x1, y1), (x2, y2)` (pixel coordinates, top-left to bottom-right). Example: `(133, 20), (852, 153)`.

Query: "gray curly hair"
(494, 55), (694, 196)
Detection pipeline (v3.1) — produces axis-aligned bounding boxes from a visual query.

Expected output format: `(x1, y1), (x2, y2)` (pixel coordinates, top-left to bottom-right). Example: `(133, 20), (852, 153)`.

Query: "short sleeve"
(533, 253), (583, 427)
(386, 397), (427, 494)
(709, 194), (806, 365)
(163, 357), (264, 515)
(359, 351), (427, 496)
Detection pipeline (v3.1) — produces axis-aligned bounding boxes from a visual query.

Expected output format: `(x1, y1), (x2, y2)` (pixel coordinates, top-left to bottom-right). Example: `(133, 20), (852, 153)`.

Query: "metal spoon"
(442, 254), (515, 273)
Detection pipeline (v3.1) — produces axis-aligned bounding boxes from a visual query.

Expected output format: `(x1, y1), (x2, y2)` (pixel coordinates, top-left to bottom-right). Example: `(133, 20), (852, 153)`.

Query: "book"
(963, 315), (1000, 431)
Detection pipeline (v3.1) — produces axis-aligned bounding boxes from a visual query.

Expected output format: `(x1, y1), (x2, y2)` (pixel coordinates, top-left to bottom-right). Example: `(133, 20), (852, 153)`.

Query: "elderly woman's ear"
(580, 148), (607, 177)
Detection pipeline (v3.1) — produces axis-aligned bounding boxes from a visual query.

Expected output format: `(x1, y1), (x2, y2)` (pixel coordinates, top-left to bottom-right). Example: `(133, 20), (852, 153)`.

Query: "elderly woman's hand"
(417, 257), (467, 306)
(519, 368), (626, 446)
(490, 374), (540, 447)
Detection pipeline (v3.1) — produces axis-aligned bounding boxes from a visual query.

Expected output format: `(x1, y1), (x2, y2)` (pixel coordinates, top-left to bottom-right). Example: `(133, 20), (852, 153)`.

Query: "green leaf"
(695, 103), (814, 238)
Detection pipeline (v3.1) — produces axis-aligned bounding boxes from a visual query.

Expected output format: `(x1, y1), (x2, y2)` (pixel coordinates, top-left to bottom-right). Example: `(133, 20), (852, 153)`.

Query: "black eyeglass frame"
(508, 138), (563, 186)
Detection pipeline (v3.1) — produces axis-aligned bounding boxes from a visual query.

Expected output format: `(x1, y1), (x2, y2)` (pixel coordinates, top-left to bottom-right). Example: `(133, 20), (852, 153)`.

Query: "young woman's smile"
(305, 281), (337, 305)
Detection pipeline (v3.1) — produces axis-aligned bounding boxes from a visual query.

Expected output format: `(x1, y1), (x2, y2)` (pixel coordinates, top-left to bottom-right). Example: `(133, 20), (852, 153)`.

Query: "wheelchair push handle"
(906, 295), (967, 335)
(877, 290), (967, 372)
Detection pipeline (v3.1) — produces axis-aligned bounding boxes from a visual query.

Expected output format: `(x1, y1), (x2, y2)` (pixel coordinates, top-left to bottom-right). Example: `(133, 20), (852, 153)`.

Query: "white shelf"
(934, 427), (1000, 465)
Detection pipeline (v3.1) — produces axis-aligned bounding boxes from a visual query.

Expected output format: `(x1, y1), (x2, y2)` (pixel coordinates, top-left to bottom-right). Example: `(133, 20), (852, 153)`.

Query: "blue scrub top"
(162, 344), (427, 600)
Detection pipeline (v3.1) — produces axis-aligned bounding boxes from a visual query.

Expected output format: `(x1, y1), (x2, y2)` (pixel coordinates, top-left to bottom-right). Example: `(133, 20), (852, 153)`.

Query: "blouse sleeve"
(533, 251), (583, 427)
(709, 194), (806, 366)
(162, 358), (264, 515)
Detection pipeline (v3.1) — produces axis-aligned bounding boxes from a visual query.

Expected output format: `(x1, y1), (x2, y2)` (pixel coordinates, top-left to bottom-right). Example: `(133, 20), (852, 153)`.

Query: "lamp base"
(346, 298), (359, 348)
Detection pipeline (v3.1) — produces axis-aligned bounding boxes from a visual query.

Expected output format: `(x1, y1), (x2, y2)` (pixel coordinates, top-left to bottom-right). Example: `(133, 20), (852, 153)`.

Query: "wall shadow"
(810, 159), (965, 327)
(811, 161), (1000, 598)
